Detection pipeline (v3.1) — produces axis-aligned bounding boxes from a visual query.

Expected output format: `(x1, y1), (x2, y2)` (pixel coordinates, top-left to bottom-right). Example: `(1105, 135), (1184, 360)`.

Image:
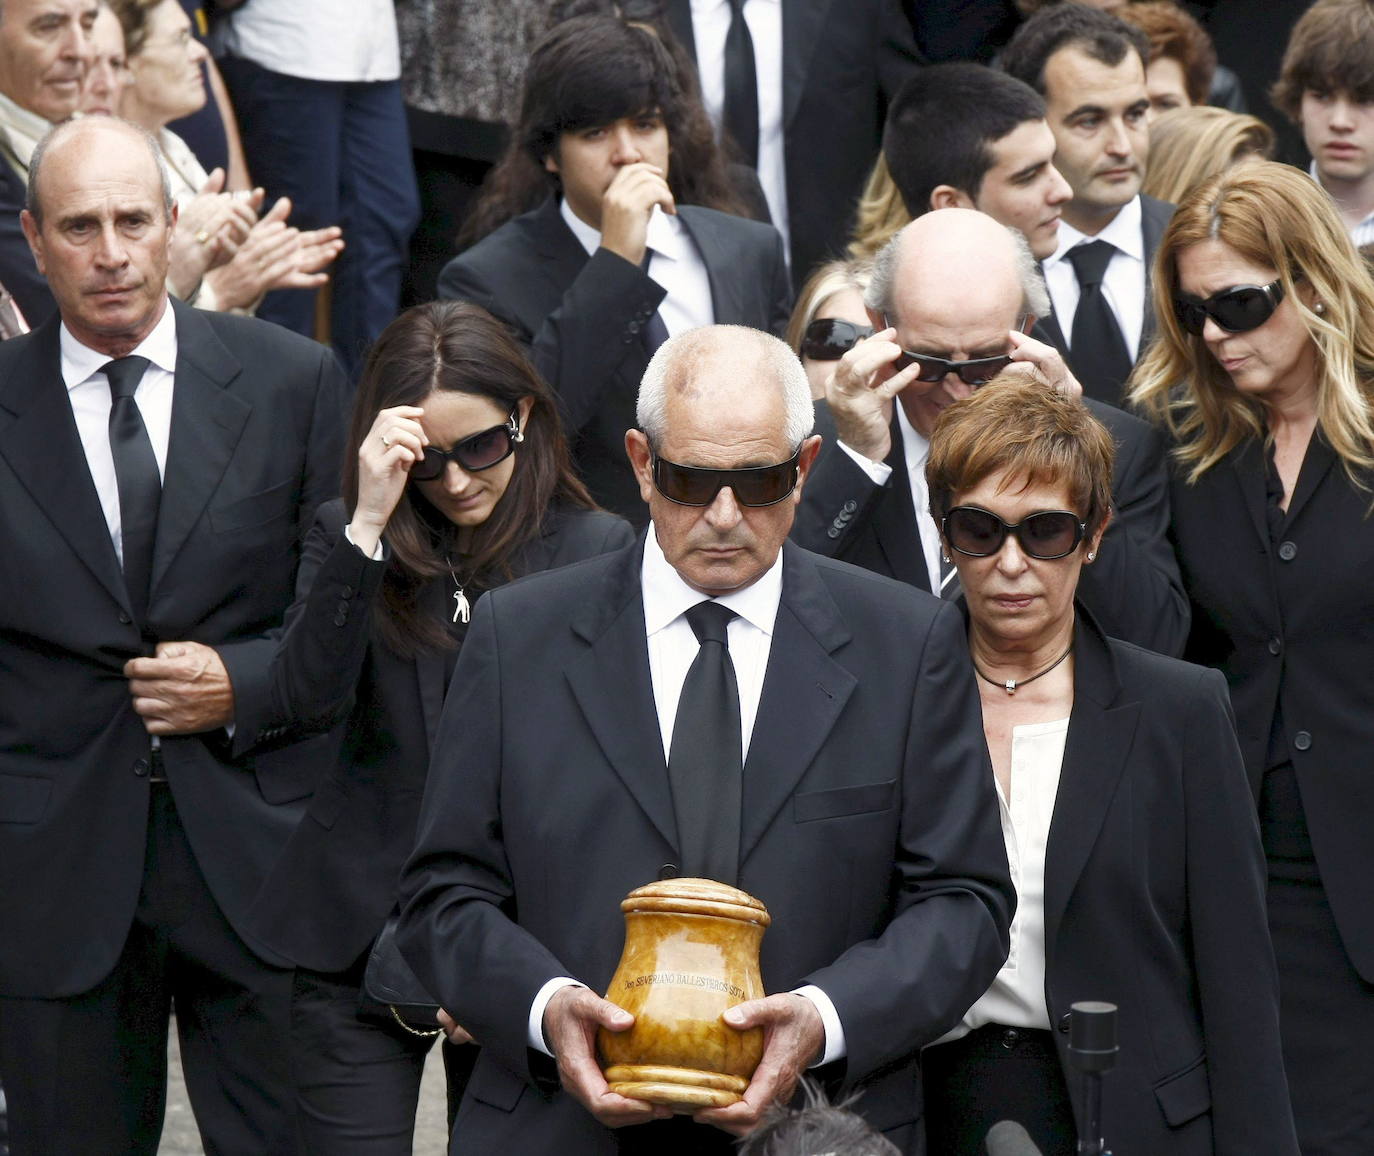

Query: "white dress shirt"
(528, 529), (846, 1065)
(934, 717), (1068, 1044)
(61, 302), (178, 563)
(1043, 195), (1147, 359)
(690, 0), (789, 258)
(837, 403), (946, 594)
(215, 0), (399, 83)
(560, 199), (715, 336)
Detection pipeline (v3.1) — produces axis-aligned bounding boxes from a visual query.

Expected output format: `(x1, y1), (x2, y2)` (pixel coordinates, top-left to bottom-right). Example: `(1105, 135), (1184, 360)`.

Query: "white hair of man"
(865, 219), (1051, 323)
(637, 324), (815, 451)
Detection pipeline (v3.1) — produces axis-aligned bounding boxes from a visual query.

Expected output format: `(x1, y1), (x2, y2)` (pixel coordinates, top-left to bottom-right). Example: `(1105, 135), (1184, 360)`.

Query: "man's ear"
(929, 185), (976, 211)
(543, 149), (560, 177)
(19, 210), (44, 275)
(625, 428), (656, 505)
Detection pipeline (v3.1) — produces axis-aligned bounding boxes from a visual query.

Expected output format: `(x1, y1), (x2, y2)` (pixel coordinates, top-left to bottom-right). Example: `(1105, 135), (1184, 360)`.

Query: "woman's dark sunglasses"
(409, 408), (522, 482)
(942, 506), (1087, 561)
(801, 318), (874, 361)
(1172, 278), (1285, 336)
(651, 448), (803, 507)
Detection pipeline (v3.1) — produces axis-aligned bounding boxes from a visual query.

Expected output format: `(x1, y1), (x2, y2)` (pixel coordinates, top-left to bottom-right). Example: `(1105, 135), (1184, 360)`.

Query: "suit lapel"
(739, 543), (856, 862)
(679, 207), (744, 325)
(151, 302), (251, 594)
(1032, 311), (1066, 355)
(0, 316), (128, 609)
(1043, 615), (1139, 956)
(1139, 195), (1172, 350)
(876, 414), (931, 592)
(1284, 428), (1337, 529)
(1228, 436), (1272, 551)
(565, 540), (679, 850)
(531, 198), (595, 286)
(782, 0), (831, 131)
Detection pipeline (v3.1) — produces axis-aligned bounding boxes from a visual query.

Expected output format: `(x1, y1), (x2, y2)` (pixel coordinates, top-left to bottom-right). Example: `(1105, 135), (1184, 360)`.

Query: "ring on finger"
(194, 229), (211, 245)
(381, 433), (392, 447)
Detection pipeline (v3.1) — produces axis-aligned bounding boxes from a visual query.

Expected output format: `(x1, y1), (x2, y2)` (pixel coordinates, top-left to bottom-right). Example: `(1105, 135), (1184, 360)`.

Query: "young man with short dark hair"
(1002, 4), (1174, 406)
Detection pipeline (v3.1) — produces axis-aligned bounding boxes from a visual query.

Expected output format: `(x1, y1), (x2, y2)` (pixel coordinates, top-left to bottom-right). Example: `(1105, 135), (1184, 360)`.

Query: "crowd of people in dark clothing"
(0, 2), (1372, 1155)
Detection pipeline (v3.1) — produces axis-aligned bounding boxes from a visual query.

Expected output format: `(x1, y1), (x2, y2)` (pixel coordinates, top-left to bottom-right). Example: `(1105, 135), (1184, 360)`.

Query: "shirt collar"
(559, 196), (686, 262)
(895, 400), (929, 472)
(61, 298), (179, 390)
(0, 92), (52, 169)
(641, 522), (783, 637)
(1046, 194), (1144, 270)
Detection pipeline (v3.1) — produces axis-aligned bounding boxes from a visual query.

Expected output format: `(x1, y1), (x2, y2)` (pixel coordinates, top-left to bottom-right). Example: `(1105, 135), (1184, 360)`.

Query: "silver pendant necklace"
(446, 555), (470, 624)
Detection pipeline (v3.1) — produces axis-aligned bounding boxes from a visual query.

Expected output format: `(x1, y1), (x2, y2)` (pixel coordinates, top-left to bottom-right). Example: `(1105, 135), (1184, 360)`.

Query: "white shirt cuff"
(342, 523), (385, 560)
(837, 440), (892, 486)
(793, 984), (846, 1066)
(528, 977), (586, 1055)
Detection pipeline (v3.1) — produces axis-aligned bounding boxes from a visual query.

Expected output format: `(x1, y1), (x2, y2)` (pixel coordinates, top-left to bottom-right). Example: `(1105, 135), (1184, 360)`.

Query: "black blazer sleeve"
(791, 401), (895, 560)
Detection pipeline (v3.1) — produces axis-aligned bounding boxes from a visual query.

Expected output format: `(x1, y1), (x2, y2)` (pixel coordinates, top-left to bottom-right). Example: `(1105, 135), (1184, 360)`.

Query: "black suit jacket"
(1033, 194), (1175, 407)
(1169, 432), (1374, 984)
(0, 299), (348, 997)
(396, 538), (1014, 1153)
(437, 198), (791, 522)
(243, 501), (634, 972)
(0, 149), (55, 328)
(792, 399), (1189, 656)
(666, 0), (922, 287)
(1036, 613), (1296, 1154)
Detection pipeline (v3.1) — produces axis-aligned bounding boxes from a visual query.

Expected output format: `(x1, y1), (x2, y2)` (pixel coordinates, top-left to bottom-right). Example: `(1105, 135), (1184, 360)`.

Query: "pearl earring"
(1315, 302), (1325, 314)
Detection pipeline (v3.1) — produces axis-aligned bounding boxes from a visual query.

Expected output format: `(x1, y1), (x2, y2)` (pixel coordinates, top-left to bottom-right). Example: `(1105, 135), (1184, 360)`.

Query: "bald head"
(638, 325), (814, 452)
(27, 113), (171, 225)
(867, 208), (1049, 331)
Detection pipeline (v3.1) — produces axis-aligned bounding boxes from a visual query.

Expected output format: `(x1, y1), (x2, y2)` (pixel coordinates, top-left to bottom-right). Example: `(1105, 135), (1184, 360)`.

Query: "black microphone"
(985, 1119), (1045, 1156)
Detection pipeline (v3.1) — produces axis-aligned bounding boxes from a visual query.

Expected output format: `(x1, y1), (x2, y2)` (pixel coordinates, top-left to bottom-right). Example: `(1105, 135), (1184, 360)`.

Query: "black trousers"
(290, 961), (478, 1155)
(922, 1024), (1076, 1156)
(0, 784), (297, 1156)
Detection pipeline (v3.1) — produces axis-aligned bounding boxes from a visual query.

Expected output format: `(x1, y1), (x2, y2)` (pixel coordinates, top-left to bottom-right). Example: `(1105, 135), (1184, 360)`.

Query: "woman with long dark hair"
(242, 300), (633, 1152)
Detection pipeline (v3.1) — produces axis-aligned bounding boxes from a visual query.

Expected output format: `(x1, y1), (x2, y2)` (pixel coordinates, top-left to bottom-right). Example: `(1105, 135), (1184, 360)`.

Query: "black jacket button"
(827, 527), (841, 539)
(333, 612), (347, 626)
(118, 611), (132, 625)
(133, 758), (150, 777)
(1294, 730), (1312, 751)
(1278, 540), (1297, 561)
(842, 500), (858, 514)
(1058, 1012), (1071, 1034)
(1268, 637), (1282, 656)
(658, 863), (679, 880)
(340, 585), (354, 599)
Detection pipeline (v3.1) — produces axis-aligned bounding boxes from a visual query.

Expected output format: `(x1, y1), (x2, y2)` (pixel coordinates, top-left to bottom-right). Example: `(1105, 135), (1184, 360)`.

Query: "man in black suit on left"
(0, 115), (348, 1155)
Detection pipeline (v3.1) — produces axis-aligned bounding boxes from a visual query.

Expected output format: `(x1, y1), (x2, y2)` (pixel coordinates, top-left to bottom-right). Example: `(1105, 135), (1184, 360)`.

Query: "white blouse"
(933, 716), (1069, 1043)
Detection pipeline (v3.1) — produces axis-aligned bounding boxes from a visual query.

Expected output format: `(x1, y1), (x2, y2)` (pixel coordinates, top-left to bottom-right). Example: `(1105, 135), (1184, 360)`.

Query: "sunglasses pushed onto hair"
(1172, 279), (1285, 337)
(408, 408), (523, 482)
(801, 318), (874, 361)
(942, 506), (1088, 561)
(651, 448), (803, 507)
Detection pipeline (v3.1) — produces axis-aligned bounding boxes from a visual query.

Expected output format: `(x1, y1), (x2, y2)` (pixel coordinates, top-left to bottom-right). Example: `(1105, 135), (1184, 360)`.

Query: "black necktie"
(667, 601), (743, 885)
(1067, 240), (1133, 404)
(723, 0), (759, 167)
(105, 356), (159, 626)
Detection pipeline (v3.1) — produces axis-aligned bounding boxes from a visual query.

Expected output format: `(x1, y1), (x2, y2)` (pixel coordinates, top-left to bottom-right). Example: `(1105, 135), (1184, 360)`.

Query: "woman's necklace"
(973, 640), (1073, 696)
(446, 555), (470, 624)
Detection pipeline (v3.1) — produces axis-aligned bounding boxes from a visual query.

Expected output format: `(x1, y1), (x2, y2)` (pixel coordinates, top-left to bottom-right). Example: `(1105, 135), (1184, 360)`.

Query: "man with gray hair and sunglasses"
(395, 322), (1013, 1154)
(793, 208), (1187, 657)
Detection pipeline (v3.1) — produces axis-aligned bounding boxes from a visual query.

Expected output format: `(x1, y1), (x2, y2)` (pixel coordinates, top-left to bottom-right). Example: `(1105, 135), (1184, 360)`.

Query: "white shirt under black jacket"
(689, 0), (789, 259)
(560, 199), (715, 336)
(526, 529), (845, 1065)
(62, 300), (178, 556)
(1042, 195), (1147, 360)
